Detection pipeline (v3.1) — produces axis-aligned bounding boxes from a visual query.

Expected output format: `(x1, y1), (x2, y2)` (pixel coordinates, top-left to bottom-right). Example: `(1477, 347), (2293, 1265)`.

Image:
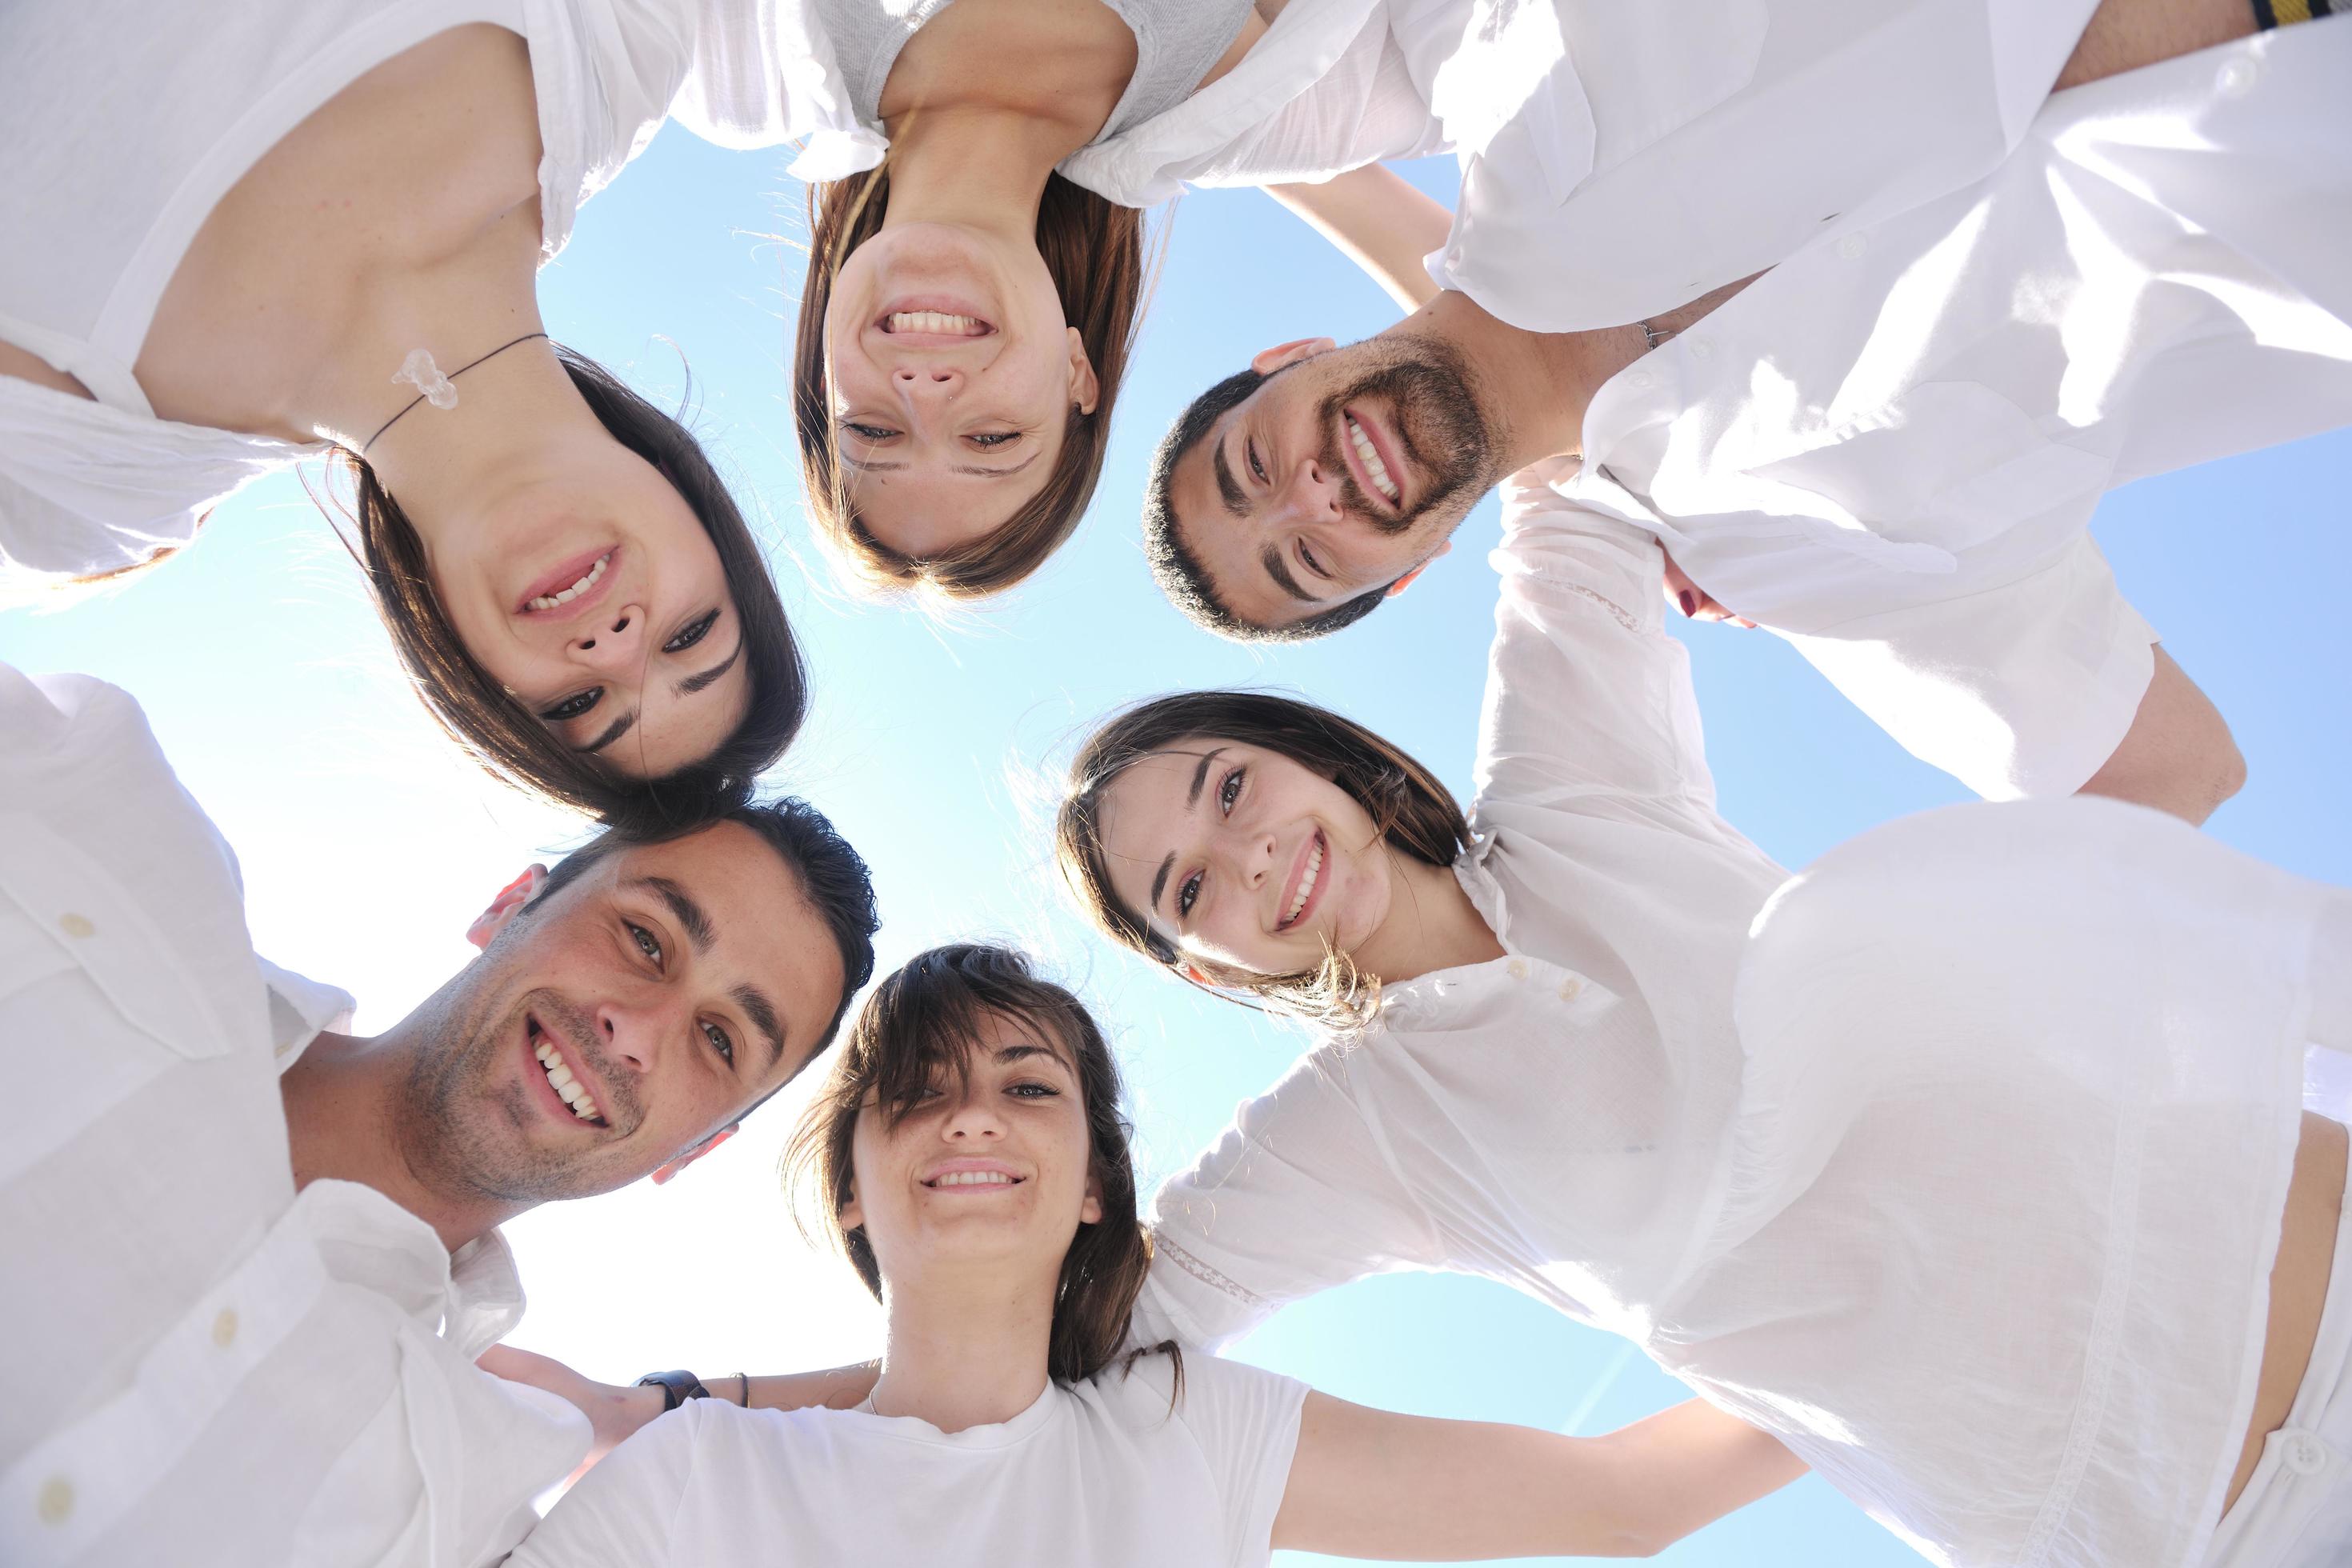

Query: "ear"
(1250, 338), (1334, 376)
(838, 1178), (863, 1234)
(465, 865), (550, 950)
(651, 1125), (737, 1186)
(1382, 540), (1452, 598)
(1078, 1166), (1104, 1226)
(1064, 327), (1102, 418)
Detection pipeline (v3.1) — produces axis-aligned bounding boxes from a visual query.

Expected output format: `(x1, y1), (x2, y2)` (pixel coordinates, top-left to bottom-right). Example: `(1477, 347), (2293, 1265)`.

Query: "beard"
(1312, 338), (1497, 537)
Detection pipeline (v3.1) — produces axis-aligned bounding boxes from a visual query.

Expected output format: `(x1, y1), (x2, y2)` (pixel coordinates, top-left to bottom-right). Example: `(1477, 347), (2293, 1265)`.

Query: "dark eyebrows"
(1260, 546), (1314, 603)
(953, 451), (1040, 479)
(1210, 433), (1248, 518)
(1146, 747), (1225, 914)
(676, 639), (742, 697)
(994, 1041), (1074, 1075)
(734, 982), (787, 1072)
(578, 711), (638, 755)
(840, 454), (907, 474)
(633, 876), (715, 954)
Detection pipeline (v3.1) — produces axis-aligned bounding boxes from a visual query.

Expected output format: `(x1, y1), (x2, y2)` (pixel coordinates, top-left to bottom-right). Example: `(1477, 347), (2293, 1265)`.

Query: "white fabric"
(506, 1350), (1307, 1567)
(1131, 474), (2350, 1566)
(1554, 21), (2352, 799)
(2205, 1147), (2352, 1568)
(0, 662), (587, 1567)
(0, 0), (699, 603)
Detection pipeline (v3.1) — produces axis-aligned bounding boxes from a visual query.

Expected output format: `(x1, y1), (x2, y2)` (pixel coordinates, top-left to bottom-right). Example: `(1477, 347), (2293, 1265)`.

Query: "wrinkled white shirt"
(1131, 470), (2340, 1566)
(0, 662), (586, 1567)
(0, 0), (700, 602)
(1554, 22), (2352, 799)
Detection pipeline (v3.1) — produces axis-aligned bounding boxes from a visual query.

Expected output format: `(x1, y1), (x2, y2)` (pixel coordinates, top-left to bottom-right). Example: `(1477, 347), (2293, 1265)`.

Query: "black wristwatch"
(635, 1369), (713, 1412)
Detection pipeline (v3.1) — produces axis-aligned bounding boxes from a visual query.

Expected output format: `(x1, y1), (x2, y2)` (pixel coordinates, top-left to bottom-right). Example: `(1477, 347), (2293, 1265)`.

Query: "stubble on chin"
(395, 992), (602, 1208)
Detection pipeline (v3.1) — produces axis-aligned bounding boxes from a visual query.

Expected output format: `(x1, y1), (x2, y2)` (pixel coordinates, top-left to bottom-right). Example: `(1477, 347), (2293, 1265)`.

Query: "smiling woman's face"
(1095, 739), (1394, 982)
(431, 452), (753, 779)
(822, 221), (1099, 560)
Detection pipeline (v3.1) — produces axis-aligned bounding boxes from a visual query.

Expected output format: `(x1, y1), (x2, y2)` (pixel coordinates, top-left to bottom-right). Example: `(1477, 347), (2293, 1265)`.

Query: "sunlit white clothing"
(0, 0), (698, 602)
(1130, 474), (2351, 1567)
(0, 661), (586, 1566)
(1554, 22), (2352, 798)
(506, 1350), (1306, 1567)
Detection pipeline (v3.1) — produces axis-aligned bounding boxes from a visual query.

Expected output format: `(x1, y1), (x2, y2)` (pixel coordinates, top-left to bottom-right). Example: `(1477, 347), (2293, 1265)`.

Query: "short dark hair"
(1140, 367), (1387, 643)
(336, 345), (808, 833)
(537, 795), (881, 1057)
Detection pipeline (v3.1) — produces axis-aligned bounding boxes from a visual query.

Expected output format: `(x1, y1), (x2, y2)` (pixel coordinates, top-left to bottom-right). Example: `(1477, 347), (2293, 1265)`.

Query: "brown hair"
(783, 943), (1174, 1387)
(1055, 690), (1473, 1032)
(335, 344), (806, 832)
(792, 165), (1148, 601)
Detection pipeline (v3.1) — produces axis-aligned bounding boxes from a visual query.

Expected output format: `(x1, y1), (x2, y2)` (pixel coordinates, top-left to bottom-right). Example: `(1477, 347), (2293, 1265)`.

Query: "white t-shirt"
(506, 1350), (1308, 1568)
(0, 661), (587, 1566)
(1128, 476), (2346, 1566)
(1552, 21), (2352, 799)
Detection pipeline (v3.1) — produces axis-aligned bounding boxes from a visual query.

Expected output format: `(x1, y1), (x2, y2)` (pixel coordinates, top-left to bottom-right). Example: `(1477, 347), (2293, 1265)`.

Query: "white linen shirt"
(0, 0), (703, 602)
(1554, 22), (2352, 799)
(0, 662), (587, 1567)
(1130, 470), (2338, 1566)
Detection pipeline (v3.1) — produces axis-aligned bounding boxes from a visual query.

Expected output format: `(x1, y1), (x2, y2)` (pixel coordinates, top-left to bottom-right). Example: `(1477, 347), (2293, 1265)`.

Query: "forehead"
(599, 660), (754, 782)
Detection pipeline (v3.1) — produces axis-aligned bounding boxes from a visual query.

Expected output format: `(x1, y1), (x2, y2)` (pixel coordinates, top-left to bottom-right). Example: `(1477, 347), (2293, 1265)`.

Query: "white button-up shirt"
(1552, 22), (2352, 799)
(1130, 472), (2335, 1567)
(0, 662), (586, 1567)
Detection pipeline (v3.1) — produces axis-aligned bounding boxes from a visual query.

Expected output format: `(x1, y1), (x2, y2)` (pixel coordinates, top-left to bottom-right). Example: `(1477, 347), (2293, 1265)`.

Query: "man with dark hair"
(0, 661), (878, 1566)
(1146, 15), (2352, 825)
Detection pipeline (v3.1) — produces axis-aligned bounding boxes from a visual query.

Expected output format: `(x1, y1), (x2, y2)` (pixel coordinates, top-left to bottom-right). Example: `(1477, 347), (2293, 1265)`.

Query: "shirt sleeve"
(1471, 462), (1723, 821)
(1776, 534), (2158, 800)
(1156, 1352), (1311, 1568)
(1133, 1050), (1449, 1353)
(502, 1406), (705, 1568)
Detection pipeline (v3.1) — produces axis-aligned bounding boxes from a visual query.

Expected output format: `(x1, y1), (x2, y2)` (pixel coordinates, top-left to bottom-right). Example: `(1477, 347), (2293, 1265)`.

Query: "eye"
(967, 431), (1020, 450)
(539, 687), (604, 723)
(664, 609), (719, 654)
(1218, 766), (1246, 814)
(1177, 870), (1202, 919)
(700, 1020), (735, 1066)
(1246, 438), (1268, 484)
(1007, 1080), (1059, 1099)
(626, 922), (663, 966)
(842, 421), (898, 442)
(1298, 542), (1330, 580)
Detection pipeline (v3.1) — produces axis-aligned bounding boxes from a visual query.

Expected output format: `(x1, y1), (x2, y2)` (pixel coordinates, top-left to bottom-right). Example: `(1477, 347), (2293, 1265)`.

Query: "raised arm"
(2076, 645), (2244, 825)
(1265, 163), (1454, 313)
(1274, 1393), (1806, 1560)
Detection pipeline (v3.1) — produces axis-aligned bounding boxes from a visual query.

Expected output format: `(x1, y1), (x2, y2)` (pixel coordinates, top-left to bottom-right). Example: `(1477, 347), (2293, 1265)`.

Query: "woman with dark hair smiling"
(0, 3), (806, 821)
(500, 943), (1805, 1566)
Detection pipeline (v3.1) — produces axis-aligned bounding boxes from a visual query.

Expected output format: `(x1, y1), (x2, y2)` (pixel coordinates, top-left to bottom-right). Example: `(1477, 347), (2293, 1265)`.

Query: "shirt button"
(1836, 233), (1869, 260)
(2282, 1431), (2330, 1475)
(58, 913), (95, 938)
(1559, 978), (1582, 1001)
(1686, 338), (1714, 361)
(1625, 370), (1656, 393)
(212, 1307), (239, 1349)
(37, 1477), (73, 1526)
(2217, 57), (2259, 98)
(1506, 958), (1529, 981)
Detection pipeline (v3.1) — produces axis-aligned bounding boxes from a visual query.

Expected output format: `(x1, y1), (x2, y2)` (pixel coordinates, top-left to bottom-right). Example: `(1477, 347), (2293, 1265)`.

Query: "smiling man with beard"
(0, 659), (878, 1568)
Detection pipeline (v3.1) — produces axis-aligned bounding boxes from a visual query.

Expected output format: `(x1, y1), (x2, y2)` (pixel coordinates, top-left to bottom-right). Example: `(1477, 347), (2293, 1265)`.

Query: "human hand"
(478, 1343), (666, 1478)
(1662, 550), (1755, 628)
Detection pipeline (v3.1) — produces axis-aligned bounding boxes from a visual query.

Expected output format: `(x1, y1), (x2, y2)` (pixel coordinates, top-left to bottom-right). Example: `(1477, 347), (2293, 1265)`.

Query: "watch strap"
(634, 1369), (711, 1412)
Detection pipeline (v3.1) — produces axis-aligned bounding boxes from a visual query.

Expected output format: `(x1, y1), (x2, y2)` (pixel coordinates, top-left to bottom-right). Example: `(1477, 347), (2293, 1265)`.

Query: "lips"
(516, 544), (621, 618)
(1276, 827), (1328, 933)
(1341, 406), (1405, 510)
(526, 1014), (609, 1129)
(921, 1158), (1024, 1190)
(875, 295), (996, 346)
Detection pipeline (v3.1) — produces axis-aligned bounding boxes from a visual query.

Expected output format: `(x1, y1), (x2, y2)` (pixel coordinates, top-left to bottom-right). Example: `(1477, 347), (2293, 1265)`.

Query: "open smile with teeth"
(526, 552), (609, 612)
(1281, 831), (1325, 930)
(925, 1171), (1022, 1188)
(1346, 414), (1401, 504)
(883, 311), (990, 337)
(532, 1029), (606, 1126)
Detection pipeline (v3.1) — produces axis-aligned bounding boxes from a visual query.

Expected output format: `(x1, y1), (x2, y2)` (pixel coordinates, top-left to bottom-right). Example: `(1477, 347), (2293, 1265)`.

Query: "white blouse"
(0, 0), (700, 602)
(1130, 467), (2342, 1566)
(1552, 22), (2352, 800)
(0, 662), (586, 1566)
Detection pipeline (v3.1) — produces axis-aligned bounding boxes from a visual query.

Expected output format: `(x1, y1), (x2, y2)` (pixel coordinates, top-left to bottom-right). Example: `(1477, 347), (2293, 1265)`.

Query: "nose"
(892, 364), (964, 406)
(569, 604), (646, 672)
(595, 982), (678, 1078)
(939, 1082), (1007, 1142)
(1218, 827), (1279, 890)
(1270, 452), (1342, 526)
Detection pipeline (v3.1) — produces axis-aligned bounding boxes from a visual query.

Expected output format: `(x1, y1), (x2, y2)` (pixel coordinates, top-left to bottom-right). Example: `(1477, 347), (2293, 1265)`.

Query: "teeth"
(931, 1170), (1016, 1187)
(534, 1035), (603, 1123)
(885, 311), (986, 336)
(1283, 838), (1323, 926)
(526, 552), (610, 611)
(1346, 416), (1399, 502)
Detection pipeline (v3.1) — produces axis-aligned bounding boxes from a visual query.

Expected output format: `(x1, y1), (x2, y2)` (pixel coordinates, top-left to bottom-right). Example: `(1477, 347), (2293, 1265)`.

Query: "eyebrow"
(734, 982), (787, 1073)
(675, 639), (742, 698)
(1210, 434), (1249, 518)
(1260, 546), (1314, 603)
(841, 452), (1042, 480)
(1146, 746), (1224, 914)
(994, 1042), (1074, 1074)
(632, 875), (715, 954)
(578, 711), (638, 755)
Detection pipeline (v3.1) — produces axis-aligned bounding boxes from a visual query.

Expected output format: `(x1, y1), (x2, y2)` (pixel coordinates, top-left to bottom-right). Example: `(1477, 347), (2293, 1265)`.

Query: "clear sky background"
(5, 130), (2347, 1567)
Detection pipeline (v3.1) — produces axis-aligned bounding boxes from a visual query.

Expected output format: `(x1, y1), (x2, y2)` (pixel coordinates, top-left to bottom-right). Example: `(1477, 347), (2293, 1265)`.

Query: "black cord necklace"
(358, 331), (550, 454)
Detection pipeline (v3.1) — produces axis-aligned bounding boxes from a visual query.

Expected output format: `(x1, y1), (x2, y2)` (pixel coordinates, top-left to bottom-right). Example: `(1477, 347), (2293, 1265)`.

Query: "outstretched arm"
(1266, 164), (1454, 314)
(1274, 1393), (1805, 1560)
(2076, 644), (2245, 825)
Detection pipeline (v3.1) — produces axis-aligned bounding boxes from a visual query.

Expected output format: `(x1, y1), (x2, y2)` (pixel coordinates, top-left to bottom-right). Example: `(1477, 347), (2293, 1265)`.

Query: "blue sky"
(4, 129), (2346, 1567)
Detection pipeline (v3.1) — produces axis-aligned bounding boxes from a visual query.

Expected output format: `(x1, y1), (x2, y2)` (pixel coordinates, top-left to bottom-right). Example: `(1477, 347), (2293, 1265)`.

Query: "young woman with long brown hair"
(499, 942), (1805, 1566)
(0, 5), (806, 824)
(1050, 461), (2352, 1567)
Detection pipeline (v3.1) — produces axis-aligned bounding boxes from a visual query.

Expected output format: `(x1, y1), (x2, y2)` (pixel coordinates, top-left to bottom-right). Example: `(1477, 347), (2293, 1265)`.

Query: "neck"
(879, 105), (1078, 246)
(866, 1259), (1058, 1433)
(279, 1029), (522, 1254)
(1392, 291), (1648, 472)
(1355, 850), (1506, 985)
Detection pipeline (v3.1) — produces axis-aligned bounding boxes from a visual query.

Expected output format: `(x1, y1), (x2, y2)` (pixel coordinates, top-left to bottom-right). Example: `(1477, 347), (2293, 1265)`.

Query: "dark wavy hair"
(784, 943), (1175, 1387)
(336, 344), (807, 832)
(793, 165), (1150, 600)
(1056, 690), (1471, 1031)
